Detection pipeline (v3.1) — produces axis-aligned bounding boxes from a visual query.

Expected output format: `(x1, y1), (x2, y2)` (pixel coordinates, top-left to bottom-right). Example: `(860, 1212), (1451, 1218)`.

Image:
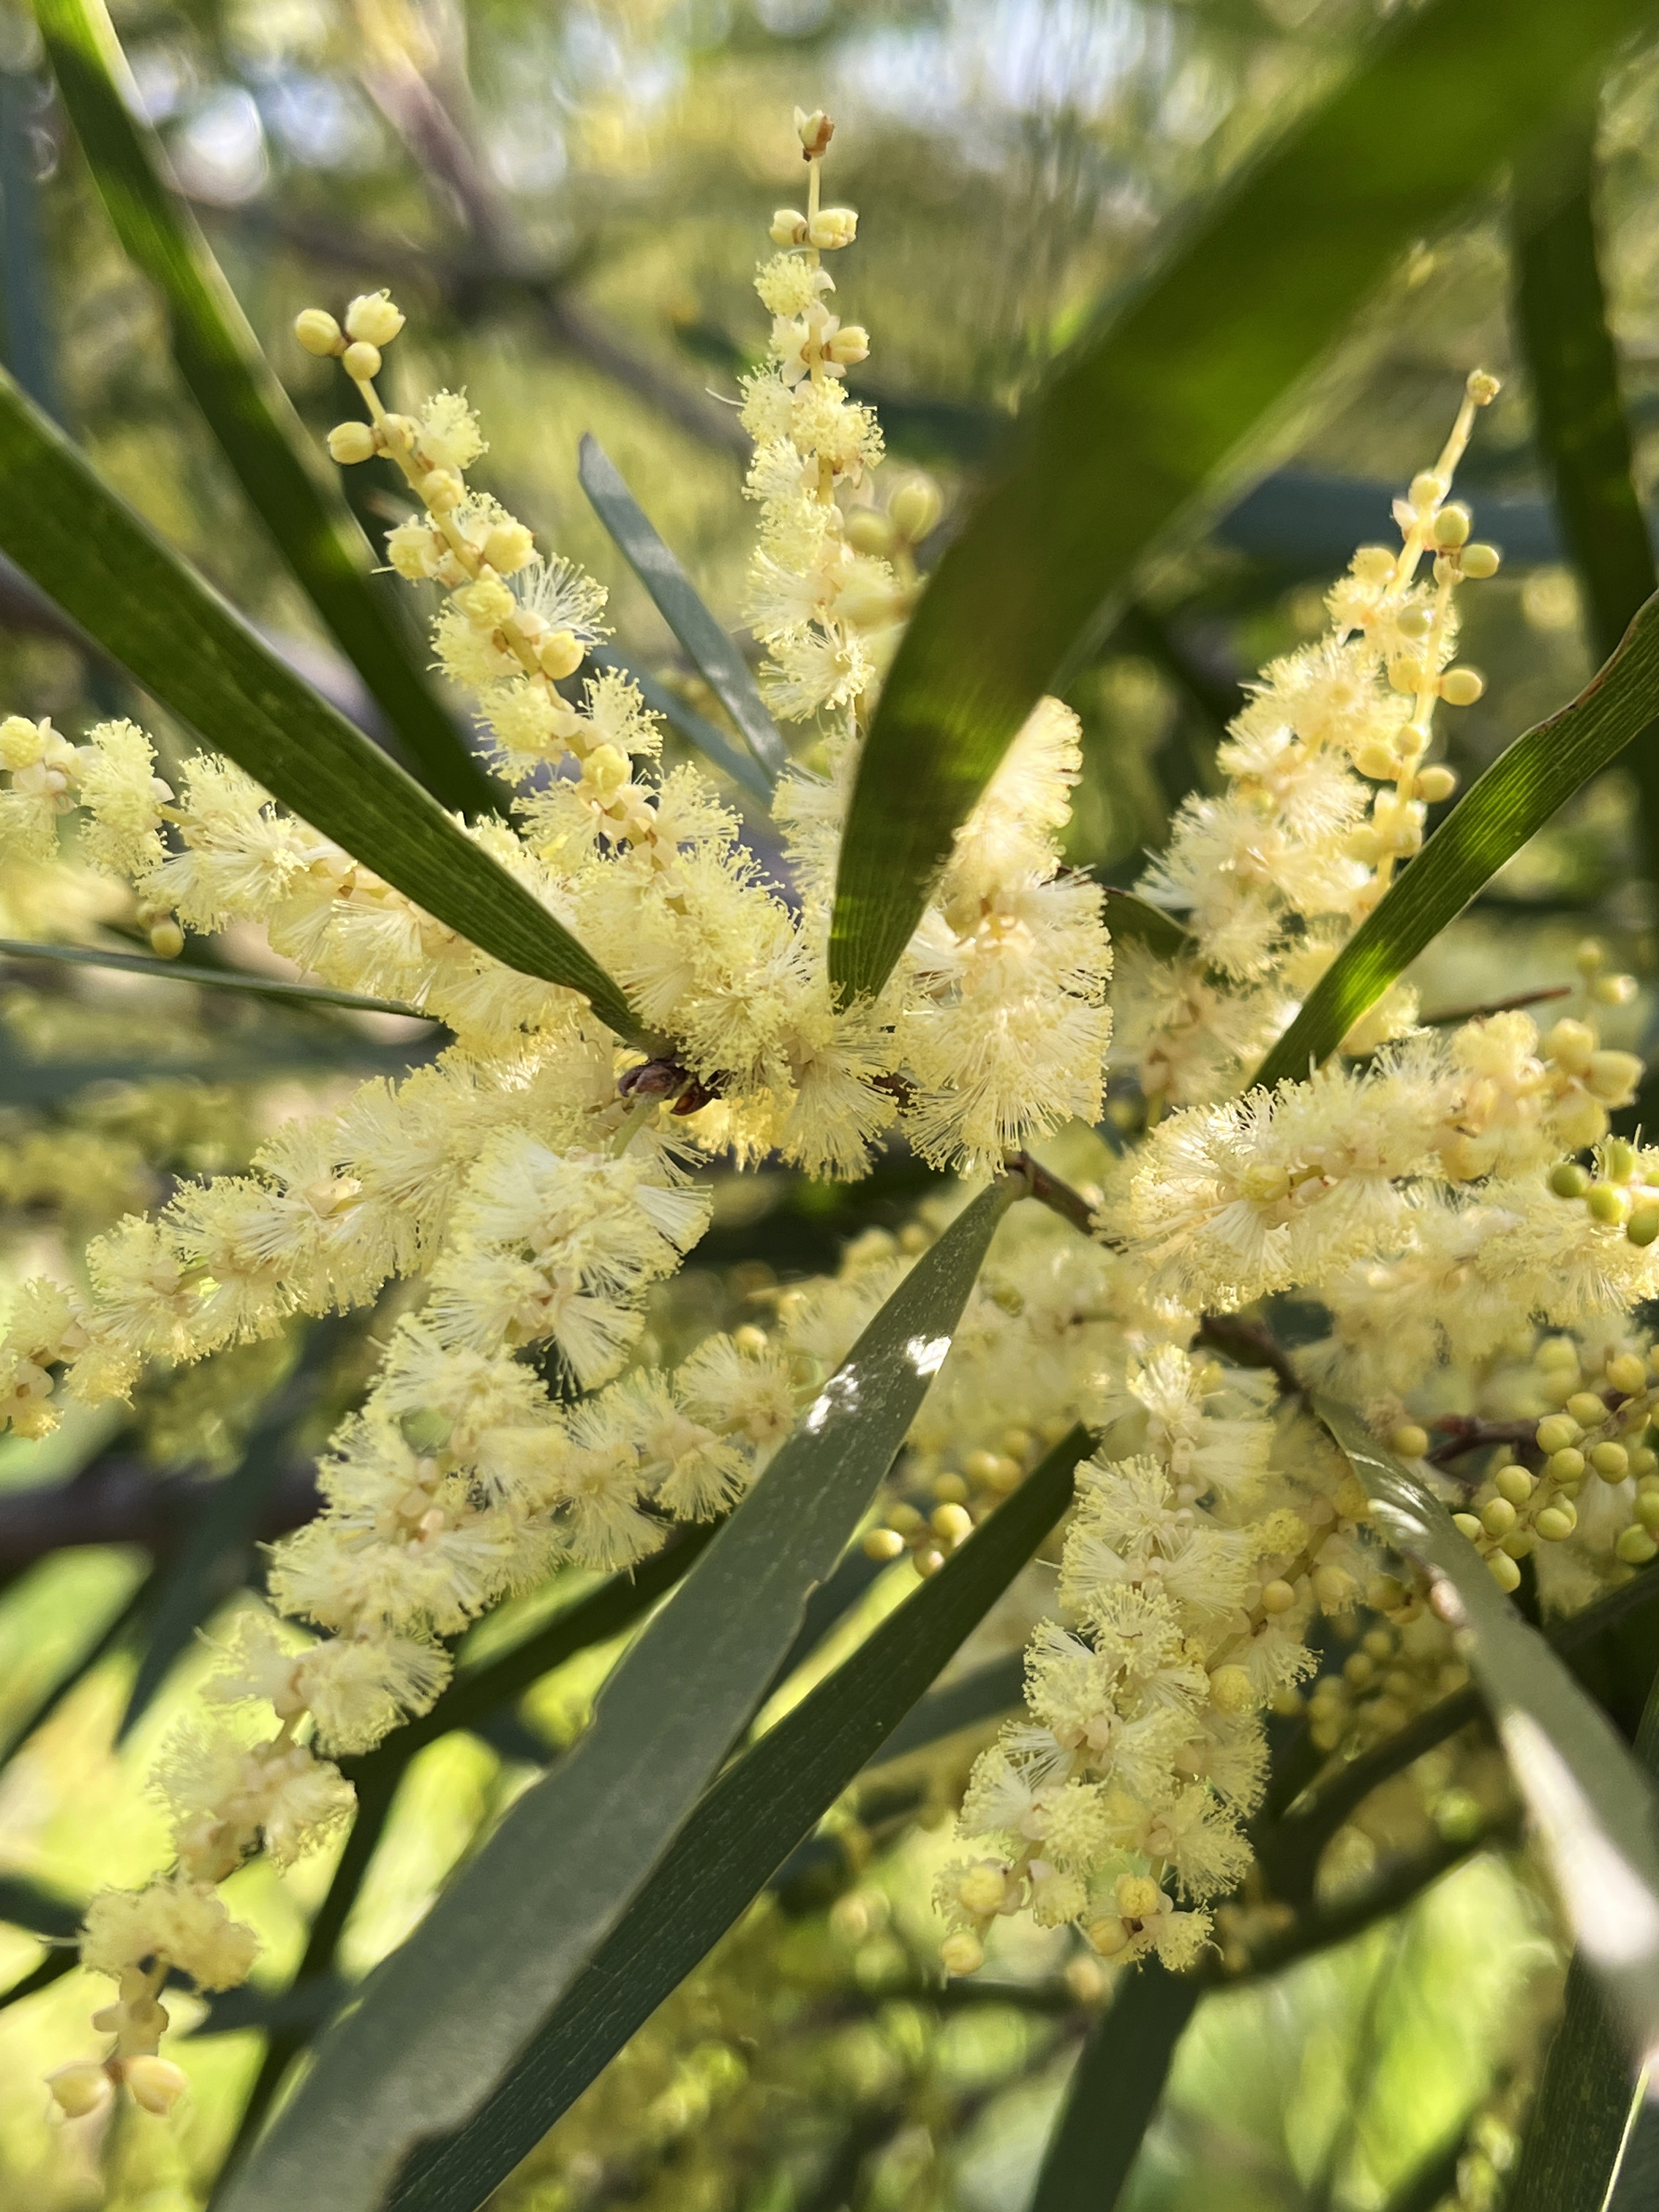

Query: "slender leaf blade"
(1253, 595), (1659, 1086)
(578, 434), (788, 785)
(36, 0), (494, 817)
(0, 368), (640, 1039)
(222, 1178), (1019, 2212)
(385, 1423), (1089, 2212)
(1506, 1667), (1659, 2212)
(590, 647), (771, 800)
(1029, 1962), (1202, 2212)
(0, 937), (430, 1017)
(827, 0), (1659, 1005)
(1317, 1394), (1659, 2066)
(1513, 101), (1659, 890)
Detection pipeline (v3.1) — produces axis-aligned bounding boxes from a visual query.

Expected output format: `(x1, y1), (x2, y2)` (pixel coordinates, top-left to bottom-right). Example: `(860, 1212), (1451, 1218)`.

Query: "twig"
(0, 1450), (321, 1576)
(1008, 1151), (1098, 1236)
(1419, 983), (1572, 1028)
(1195, 1313), (1304, 1396)
(1426, 1414), (1541, 1469)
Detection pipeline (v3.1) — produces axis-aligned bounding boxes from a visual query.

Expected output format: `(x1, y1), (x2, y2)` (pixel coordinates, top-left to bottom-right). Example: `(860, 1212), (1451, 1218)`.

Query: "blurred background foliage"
(4, 0), (1659, 2205)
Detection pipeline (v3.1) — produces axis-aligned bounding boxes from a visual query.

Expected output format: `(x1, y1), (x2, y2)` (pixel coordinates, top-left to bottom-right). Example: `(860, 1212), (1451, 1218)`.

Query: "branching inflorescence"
(3, 107), (1657, 2120)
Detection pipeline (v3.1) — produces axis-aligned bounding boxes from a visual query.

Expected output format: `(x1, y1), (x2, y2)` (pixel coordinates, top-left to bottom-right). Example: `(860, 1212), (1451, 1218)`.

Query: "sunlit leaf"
(578, 434), (788, 786)
(1318, 1395), (1659, 2068)
(827, 0), (1658, 1006)
(1253, 593), (1659, 1087)
(222, 1178), (1020, 2212)
(385, 1423), (1089, 2212)
(0, 368), (642, 1040)
(1505, 1669), (1659, 2211)
(36, 0), (497, 816)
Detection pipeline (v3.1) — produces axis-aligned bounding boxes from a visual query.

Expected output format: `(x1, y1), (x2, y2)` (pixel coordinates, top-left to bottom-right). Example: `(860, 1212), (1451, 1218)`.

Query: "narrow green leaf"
(222, 1178), (1019, 2212)
(1253, 592), (1659, 1088)
(0, 1876), (82, 1943)
(591, 648), (772, 802)
(0, 1046), (426, 1108)
(1506, 1666), (1659, 2212)
(385, 1423), (1089, 2212)
(577, 434), (788, 786)
(1513, 100), (1659, 889)
(118, 1323), (344, 1739)
(0, 369), (642, 1041)
(1317, 1394), (1659, 2066)
(827, 0), (1658, 1006)
(0, 1562), (157, 1763)
(870, 1649), (1023, 1769)
(0, 937), (432, 1017)
(0, 64), (62, 422)
(1028, 1962), (1201, 2212)
(1101, 888), (1196, 960)
(35, 0), (495, 818)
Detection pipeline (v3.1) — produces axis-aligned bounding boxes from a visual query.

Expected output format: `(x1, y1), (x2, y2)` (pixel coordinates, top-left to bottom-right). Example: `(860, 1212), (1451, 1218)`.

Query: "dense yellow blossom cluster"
(2, 108), (1655, 2115)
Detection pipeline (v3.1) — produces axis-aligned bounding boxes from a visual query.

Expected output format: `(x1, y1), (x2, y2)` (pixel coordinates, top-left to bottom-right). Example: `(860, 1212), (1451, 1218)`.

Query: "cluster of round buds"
(296, 289), (409, 461)
(1333, 371), (1504, 889)
(937, 1859), (1024, 1974)
(1083, 1872), (1189, 1964)
(863, 1416), (1068, 1575)
(1451, 1335), (1659, 1584)
(1550, 1135), (1659, 1244)
(1303, 1617), (1466, 1752)
(47, 1959), (189, 2119)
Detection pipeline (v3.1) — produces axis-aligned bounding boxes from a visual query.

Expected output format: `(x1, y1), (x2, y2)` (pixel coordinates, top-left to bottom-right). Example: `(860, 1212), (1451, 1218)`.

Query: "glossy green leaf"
(827, 0), (1658, 1006)
(35, 0), (495, 817)
(1028, 1962), (1202, 2212)
(222, 1178), (1019, 2212)
(578, 434), (788, 786)
(0, 937), (432, 1017)
(385, 1423), (1089, 2212)
(1506, 1666), (1659, 2212)
(591, 647), (772, 802)
(1317, 1395), (1659, 2067)
(0, 369), (642, 1041)
(1253, 592), (1659, 1087)
(118, 1323), (345, 1739)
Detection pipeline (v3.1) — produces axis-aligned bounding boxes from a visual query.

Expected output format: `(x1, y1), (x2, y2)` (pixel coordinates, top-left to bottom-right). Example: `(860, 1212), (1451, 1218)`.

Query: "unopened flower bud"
(863, 1526), (906, 1560)
(824, 320), (869, 364)
(148, 917), (184, 960)
(931, 1501), (972, 1544)
(794, 106), (835, 157)
(808, 206), (858, 250)
(1460, 541), (1501, 579)
(1389, 1423), (1429, 1459)
(1592, 971), (1639, 1007)
(456, 575), (515, 628)
(1467, 369), (1502, 405)
(483, 520), (535, 575)
(1537, 1505), (1576, 1541)
(121, 2055), (189, 2116)
(342, 340), (382, 383)
(1488, 1550), (1522, 1592)
(1432, 502), (1472, 548)
(1588, 1181), (1631, 1227)
(940, 1930), (983, 1975)
(845, 508), (894, 556)
(1116, 1873), (1162, 1921)
(327, 421), (376, 465)
(423, 469), (464, 512)
(1415, 764), (1457, 803)
(889, 475), (943, 543)
(47, 2061), (110, 2118)
(1629, 1206), (1659, 1248)
(1439, 666), (1484, 706)
(770, 208), (809, 246)
(1085, 1916), (1130, 1956)
(1536, 1413), (1582, 1454)
(344, 290), (405, 346)
(386, 519), (441, 580)
(957, 1864), (1009, 1916)
(1618, 1524), (1659, 1565)
(1410, 470), (1448, 511)
(293, 307), (344, 356)
(538, 630), (584, 681)
(1260, 1578), (1296, 1614)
